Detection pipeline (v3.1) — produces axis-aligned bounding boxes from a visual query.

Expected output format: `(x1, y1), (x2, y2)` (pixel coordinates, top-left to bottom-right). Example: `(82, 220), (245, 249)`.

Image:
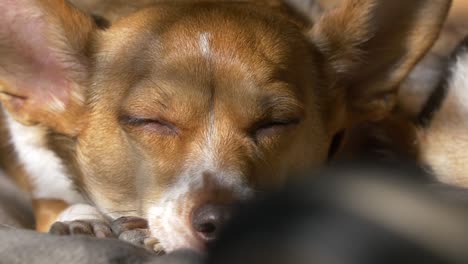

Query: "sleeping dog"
(0, 0), (451, 252)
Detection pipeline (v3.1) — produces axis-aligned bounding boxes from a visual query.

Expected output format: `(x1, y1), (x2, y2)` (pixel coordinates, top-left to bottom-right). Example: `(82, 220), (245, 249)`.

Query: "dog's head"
(0, 0), (451, 251)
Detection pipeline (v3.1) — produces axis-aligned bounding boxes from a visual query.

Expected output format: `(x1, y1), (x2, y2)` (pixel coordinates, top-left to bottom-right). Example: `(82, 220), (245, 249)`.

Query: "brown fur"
(336, 0), (468, 185)
(0, 0), (451, 249)
(399, 0), (468, 117)
(0, 112), (30, 192)
(33, 199), (70, 232)
(336, 114), (420, 162)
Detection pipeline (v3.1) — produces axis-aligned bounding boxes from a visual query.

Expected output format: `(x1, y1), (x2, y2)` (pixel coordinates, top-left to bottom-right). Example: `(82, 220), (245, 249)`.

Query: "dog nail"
(153, 243), (165, 255)
(144, 237), (159, 248)
(49, 222), (70, 235)
(93, 222), (114, 238)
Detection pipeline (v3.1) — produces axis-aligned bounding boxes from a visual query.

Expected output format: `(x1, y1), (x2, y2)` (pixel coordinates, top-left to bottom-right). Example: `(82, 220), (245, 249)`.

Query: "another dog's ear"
(0, 0), (96, 135)
(310, 0), (451, 128)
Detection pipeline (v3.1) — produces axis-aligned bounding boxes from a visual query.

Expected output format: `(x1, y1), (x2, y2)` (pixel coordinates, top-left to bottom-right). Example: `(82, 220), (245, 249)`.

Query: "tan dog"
(0, 0), (451, 252)
(402, 0), (468, 187)
(416, 37), (468, 187)
(336, 0), (468, 188)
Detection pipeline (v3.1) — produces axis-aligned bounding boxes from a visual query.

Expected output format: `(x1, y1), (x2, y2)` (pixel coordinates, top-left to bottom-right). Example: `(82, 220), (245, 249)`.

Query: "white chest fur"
(4, 111), (84, 204)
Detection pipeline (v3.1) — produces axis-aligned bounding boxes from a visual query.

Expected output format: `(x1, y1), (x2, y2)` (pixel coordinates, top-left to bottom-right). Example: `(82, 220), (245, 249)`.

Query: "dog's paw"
(49, 219), (114, 238)
(111, 216), (150, 246)
(111, 216), (164, 254)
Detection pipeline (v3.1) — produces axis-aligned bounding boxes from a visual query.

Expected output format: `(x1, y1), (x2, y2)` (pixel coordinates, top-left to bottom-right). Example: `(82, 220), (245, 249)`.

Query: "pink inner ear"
(15, 56), (73, 112)
(1, 0), (75, 112)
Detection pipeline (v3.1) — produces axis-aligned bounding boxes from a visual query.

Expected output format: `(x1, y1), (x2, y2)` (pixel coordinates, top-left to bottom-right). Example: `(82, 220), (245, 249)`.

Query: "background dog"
(336, 1), (468, 188)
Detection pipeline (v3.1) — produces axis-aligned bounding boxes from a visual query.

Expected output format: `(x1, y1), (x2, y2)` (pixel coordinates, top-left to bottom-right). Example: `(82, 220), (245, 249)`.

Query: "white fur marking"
(49, 94), (66, 112)
(447, 52), (468, 116)
(58, 204), (107, 222)
(4, 111), (84, 204)
(147, 139), (253, 251)
(202, 106), (217, 172)
(146, 96), (253, 251)
(199, 32), (211, 57)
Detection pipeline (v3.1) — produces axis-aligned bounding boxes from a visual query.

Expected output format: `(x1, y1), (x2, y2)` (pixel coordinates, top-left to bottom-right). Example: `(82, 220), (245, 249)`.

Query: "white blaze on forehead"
(198, 110), (248, 189)
(199, 32), (212, 57)
(202, 105), (217, 172)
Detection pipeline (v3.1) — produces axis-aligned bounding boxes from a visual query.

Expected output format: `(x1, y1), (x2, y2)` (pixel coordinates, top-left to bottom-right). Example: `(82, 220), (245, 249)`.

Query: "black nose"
(191, 203), (231, 243)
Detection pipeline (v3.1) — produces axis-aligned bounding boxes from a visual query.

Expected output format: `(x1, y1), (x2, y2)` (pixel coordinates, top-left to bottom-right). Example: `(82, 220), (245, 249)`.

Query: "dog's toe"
(110, 217), (163, 253)
(118, 228), (150, 246)
(49, 220), (114, 238)
(92, 221), (114, 238)
(144, 237), (165, 255)
(111, 216), (148, 236)
(69, 220), (94, 235)
(111, 216), (150, 246)
(49, 221), (70, 235)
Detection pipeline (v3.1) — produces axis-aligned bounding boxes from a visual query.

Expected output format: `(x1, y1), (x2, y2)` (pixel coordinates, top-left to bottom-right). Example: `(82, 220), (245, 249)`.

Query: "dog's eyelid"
(249, 117), (302, 140)
(119, 115), (179, 135)
(119, 113), (170, 125)
(256, 118), (301, 129)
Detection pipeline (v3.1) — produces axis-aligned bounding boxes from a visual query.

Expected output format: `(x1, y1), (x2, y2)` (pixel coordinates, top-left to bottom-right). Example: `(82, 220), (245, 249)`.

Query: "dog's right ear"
(0, 0), (96, 135)
(309, 0), (451, 133)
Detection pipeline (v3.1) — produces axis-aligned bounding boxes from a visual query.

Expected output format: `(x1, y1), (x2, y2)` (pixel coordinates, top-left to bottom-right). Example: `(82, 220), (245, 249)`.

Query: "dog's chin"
(152, 227), (204, 253)
(147, 204), (204, 253)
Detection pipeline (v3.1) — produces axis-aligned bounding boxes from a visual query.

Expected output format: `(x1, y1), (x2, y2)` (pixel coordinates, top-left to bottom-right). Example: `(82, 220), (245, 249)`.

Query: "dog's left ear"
(310, 0), (452, 130)
(0, 0), (95, 135)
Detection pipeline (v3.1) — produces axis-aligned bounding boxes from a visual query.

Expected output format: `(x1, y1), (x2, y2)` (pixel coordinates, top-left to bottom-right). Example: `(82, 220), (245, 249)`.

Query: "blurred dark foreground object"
(0, 171), (34, 229)
(207, 162), (468, 264)
(0, 171), (203, 264)
(0, 226), (203, 264)
(3, 163), (468, 264)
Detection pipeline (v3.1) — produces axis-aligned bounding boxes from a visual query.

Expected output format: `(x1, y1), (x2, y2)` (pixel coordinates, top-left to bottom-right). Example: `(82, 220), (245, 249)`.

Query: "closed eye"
(251, 118), (301, 139)
(120, 115), (178, 136)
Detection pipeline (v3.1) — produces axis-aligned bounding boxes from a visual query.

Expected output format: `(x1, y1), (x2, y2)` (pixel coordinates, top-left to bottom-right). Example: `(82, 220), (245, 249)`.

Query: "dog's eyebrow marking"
(199, 32), (212, 57)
